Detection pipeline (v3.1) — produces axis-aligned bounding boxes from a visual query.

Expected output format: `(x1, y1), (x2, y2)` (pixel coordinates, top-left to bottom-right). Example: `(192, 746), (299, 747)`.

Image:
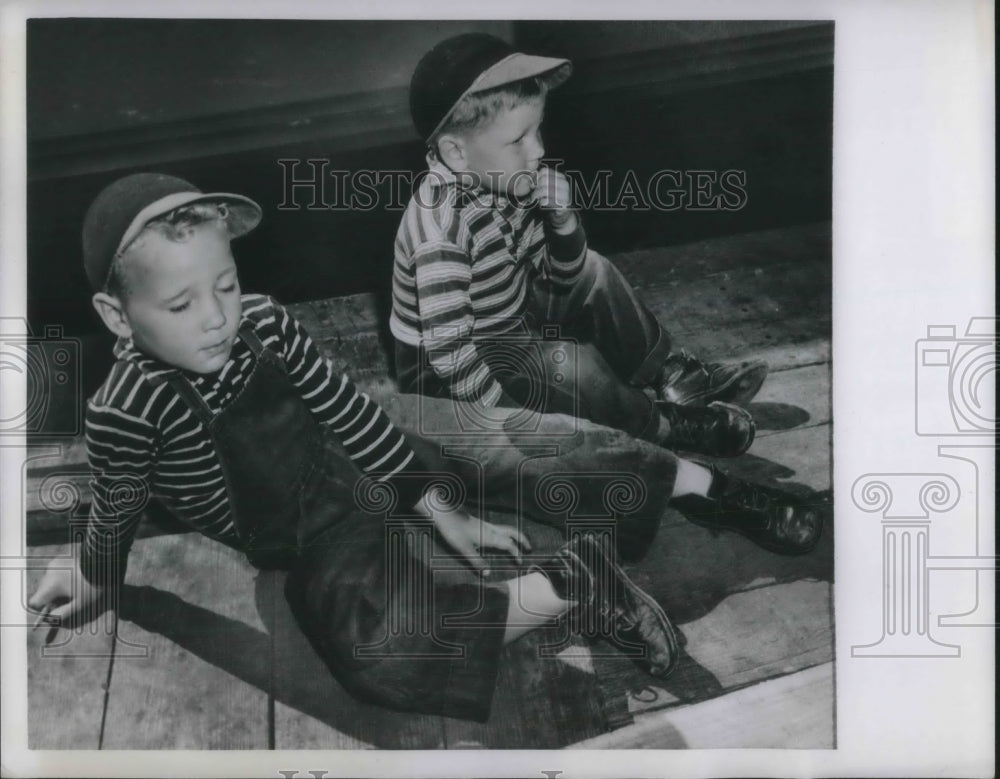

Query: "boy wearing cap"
(392, 33), (768, 458)
(28, 172), (691, 722)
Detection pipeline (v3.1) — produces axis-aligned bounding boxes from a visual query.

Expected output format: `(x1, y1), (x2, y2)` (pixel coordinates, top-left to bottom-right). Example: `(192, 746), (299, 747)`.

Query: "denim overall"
(168, 325), (510, 721)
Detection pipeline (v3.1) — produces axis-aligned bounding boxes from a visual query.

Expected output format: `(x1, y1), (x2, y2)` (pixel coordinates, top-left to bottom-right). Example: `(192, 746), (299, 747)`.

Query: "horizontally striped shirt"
(390, 156), (588, 405)
(81, 293), (419, 584)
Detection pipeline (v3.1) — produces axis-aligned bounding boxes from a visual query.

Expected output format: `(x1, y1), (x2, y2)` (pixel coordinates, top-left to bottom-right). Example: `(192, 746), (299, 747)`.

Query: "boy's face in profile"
(110, 224), (243, 374)
(451, 97), (546, 198)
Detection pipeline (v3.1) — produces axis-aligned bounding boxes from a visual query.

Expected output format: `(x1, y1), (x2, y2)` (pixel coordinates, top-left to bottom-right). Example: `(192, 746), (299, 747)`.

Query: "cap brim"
(116, 191), (263, 257)
(470, 52), (572, 94)
(429, 52), (572, 141)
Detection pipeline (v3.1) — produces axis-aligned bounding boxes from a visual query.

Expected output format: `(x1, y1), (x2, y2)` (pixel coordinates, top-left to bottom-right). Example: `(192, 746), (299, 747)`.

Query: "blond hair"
(105, 202), (230, 297)
(435, 75), (556, 141)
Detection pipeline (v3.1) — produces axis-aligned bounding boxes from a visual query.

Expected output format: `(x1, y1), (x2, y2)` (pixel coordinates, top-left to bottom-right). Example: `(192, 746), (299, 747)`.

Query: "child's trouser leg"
(532, 249), (671, 388)
(489, 338), (662, 442)
(389, 398), (680, 562)
(392, 314), (663, 442)
(285, 514), (510, 722)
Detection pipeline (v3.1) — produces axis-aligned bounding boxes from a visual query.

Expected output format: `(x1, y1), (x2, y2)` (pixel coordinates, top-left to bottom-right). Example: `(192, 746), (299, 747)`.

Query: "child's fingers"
(27, 581), (56, 612)
(507, 527), (532, 552)
(45, 602), (74, 627)
(30, 605), (52, 631)
(481, 522), (530, 554)
(463, 545), (487, 573)
(489, 531), (523, 563)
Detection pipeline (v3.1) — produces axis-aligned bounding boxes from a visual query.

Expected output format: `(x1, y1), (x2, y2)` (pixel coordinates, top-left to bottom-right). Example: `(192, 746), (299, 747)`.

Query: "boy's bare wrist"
(546, 209), (578, 234)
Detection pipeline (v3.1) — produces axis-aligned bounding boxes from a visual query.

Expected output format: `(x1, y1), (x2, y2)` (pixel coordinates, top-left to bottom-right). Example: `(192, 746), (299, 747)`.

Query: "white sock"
(672, 459), (714, 497)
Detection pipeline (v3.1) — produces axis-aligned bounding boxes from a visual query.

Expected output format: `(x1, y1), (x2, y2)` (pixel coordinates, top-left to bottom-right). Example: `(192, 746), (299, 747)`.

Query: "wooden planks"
(570, 661), (834, 749)
(587, 355), (834, 730)
(742, 423), (833, 494)
(751, 362), (831, 436)
(24, 221), (832, 749)
(101, 534), (271, 749)
(26, 544), (115, 749)
(610, 222), (830, 288)
(612, 580), (833, 720)
(590, 494), (833, 727)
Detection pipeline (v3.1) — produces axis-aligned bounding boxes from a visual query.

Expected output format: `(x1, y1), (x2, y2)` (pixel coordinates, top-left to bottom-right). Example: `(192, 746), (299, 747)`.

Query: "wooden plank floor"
(569, 662), (834, 749)
(25, 220), (833, 750)
(102, 535), (271, 749)
(26, 544), (116, 750)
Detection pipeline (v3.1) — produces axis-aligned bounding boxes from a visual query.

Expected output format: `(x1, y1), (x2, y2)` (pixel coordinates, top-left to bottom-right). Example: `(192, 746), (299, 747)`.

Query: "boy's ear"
(435, 133), (468, 171)
(91, 292), (133, 340)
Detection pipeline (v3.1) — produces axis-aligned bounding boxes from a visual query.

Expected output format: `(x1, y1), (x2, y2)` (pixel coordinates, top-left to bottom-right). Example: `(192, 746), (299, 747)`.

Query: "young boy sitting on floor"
(28, 173), (820, 726)
(392, 33), (768, 460)
(26, 173), (682, 722)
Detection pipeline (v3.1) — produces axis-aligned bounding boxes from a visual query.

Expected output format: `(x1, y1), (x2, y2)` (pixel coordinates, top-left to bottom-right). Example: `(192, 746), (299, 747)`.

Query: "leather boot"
(656, 399), (756, 457)
(659, 348), (768, 407)
(674, 466), (825, 555)
(532, 531), (680, 678)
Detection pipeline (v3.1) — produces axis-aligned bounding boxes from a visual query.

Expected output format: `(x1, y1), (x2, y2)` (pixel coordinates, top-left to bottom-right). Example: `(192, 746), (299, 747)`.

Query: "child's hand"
(415, 487), (531, 573)
(533, 167), (577, 233)
(433, 509), (532, 574)
(27, 556), (108, 638)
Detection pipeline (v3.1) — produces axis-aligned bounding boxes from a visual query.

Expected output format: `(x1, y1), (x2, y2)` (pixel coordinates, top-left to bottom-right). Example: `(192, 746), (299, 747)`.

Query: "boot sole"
(676, 497), (825, 556)
(669, 361), (769, 407)
(596, 544), (682, 677)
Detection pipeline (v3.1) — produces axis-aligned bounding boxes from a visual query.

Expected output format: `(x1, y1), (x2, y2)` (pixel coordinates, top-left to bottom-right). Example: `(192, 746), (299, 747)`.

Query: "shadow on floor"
(113, 440), (832, 748)
(745, 401), (812, 431)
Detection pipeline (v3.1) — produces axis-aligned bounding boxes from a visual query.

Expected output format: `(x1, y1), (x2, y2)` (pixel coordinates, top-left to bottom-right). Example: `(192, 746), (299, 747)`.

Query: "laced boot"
(659, 349), (768, 407)
(532, 531), (680, 677)
(657, 400), (756, 457)
(674, 466), (825, 555)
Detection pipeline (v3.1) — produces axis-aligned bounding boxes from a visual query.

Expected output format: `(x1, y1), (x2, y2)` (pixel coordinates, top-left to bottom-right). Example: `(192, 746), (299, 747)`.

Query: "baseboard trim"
(29, 23), (833, 180)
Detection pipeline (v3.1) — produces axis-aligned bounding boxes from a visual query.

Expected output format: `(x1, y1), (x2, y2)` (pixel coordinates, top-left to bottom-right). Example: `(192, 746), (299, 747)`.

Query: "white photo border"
(1, 0), (994, 776)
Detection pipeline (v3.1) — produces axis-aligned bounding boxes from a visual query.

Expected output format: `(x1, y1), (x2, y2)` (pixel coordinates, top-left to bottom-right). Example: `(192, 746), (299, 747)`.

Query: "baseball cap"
(82, 172), (262, 291)
(409, 33), (572, 143)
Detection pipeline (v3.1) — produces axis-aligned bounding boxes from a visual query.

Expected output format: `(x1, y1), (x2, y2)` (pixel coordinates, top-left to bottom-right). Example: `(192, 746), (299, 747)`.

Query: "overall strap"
(166, 372), (215, 429)
(238, 322), (268, 358)
(164, 323), (269, 429)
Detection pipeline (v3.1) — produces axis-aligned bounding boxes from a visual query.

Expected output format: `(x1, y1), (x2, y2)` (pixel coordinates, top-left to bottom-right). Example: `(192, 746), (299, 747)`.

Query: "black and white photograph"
(0, 1), (992, 777)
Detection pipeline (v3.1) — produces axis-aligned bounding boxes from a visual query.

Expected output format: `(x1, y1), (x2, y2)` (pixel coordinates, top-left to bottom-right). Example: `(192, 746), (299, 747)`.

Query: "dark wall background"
(26, 19), (832, 402)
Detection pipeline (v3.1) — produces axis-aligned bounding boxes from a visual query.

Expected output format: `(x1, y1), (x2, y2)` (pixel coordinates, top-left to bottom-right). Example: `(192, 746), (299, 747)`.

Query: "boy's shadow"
(116, 443), (831, 748)
(118, 574), (460, 748)
(744, 401), (812, 431)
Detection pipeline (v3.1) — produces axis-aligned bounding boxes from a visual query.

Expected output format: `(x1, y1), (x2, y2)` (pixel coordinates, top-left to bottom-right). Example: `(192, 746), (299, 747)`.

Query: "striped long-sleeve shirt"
(81, 293), (421, 585)
(389, 157), (588, 406)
